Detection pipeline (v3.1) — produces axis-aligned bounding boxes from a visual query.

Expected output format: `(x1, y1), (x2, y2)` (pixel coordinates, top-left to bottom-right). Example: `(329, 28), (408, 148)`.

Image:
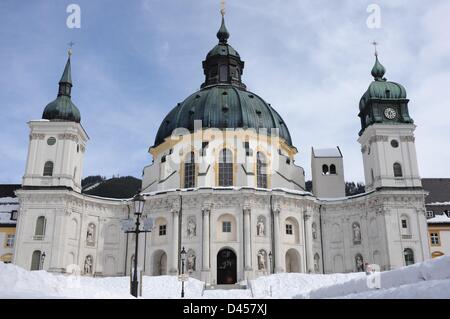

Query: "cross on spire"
(220, 0), (226, 16)
(372, 41), (378, 57)
(68, 41), (75, 57)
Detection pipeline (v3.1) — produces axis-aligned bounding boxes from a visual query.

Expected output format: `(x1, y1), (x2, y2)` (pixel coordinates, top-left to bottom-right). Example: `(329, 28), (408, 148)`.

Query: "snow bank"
(0, 262), (204, 299)
(250, 272), (364, 298)
(305, 256), (450, 299)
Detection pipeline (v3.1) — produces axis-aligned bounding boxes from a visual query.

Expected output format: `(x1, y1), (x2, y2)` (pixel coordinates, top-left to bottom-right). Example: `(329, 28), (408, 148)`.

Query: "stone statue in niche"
(84, 255), (93, 274)
(352, 223), (361, 244)
(257, 217), (265, 236)
(187, 217), (196, 239)
(86, 223), (96, 245)
(187, 250), (196, 272)
(355, 255), (364, 272)
(257, 250), (266, 270)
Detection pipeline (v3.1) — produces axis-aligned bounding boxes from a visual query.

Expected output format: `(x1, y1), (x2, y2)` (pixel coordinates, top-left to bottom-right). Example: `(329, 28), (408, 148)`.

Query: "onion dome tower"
(42, 48), (81, 123)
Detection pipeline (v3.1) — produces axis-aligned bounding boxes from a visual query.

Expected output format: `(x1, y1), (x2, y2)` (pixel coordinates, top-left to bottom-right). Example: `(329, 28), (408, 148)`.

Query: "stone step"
(205, 284), (247, 290)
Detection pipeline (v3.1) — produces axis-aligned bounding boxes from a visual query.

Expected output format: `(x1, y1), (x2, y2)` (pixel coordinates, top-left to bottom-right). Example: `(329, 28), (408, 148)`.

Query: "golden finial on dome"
(220, 0), (226, 16)
(68, 41), (75, 57)
(372, 41), (378, 57)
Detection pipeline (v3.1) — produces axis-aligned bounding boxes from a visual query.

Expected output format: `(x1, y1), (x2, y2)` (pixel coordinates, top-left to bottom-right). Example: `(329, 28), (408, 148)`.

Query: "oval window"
(391, 139), (399, 148)
(47, 137), (56, 146)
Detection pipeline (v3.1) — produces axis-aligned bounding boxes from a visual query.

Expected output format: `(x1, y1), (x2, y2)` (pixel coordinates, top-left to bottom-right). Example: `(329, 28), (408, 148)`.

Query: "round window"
(47, 137), (56, 146)
(391, 139), (399, 148)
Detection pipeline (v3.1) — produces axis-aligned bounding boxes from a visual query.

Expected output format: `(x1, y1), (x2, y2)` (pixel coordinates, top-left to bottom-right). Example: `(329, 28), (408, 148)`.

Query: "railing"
(402, 234), (412, 239)
(33, 235), (45, 241)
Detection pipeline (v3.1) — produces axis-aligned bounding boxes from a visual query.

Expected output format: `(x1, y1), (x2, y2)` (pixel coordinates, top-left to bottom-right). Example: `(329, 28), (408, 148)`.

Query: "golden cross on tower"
(372, 41), (378, 57)
(220, 0), (226, 16)
(68, 41), (75, 57)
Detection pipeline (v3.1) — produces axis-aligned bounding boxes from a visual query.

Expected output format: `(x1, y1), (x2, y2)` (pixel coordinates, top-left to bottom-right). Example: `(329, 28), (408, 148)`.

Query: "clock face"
(384, 107), (397, 120)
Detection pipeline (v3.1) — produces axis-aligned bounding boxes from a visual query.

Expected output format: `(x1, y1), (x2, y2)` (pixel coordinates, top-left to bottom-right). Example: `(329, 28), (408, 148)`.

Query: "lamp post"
(268, 251), (272, 274)
(121, 192), (153, 298)
(180, 247), (187, 298)
(40, 252), (46, 270)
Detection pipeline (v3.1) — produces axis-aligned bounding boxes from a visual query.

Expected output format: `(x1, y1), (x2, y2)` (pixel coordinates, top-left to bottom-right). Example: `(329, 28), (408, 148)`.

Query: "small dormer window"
(219, 65), (228, 82)
(11, 210), (18, 221)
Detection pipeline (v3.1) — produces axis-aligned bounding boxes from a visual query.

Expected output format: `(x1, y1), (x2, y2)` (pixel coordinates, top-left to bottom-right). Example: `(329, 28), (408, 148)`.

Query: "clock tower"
(357, 52), (421, 191)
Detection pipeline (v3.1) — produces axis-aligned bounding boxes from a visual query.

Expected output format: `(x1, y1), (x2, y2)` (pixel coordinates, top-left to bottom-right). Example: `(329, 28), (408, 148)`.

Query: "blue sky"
(1, 0), (450, 184)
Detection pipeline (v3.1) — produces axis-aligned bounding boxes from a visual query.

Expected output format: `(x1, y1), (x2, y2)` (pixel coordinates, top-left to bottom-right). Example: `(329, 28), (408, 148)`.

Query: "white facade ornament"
(187, 216), (196, 238)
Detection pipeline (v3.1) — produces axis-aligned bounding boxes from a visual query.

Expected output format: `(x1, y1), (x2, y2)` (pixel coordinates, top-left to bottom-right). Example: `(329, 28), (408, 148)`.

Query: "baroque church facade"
(13, 14), (430, 285)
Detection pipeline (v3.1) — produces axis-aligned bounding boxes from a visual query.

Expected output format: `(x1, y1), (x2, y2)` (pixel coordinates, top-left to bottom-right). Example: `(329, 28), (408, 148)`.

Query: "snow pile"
(305, 256), (450, 299)
(250, 272), (364, 298)
(427, 214), (450, 224)
(0, 262), (204, 299)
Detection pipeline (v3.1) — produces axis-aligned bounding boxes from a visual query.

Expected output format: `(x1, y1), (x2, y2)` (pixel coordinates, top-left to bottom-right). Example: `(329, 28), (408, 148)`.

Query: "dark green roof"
(42, 56), (81, 123)
(154, 85), (292, 147)
(359, 55), (407, 111)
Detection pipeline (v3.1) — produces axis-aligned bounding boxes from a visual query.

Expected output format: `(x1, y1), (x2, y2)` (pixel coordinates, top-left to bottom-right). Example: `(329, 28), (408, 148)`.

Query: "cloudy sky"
(1, 0), (449, 184)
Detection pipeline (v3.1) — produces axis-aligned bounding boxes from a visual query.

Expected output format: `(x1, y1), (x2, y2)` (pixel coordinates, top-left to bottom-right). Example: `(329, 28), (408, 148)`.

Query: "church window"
(322, 164), (329, 175)
(430, 232), (440, 246)
(330, 164), (336, 175)
(47, 137), (56, 146)
(222, 221), (231, 233)
(286, 224), (293, 235)
(218, 149), (233, 186)
(257, 152), (268, 188)
(219, 65), (228, 82)
(43, 161), (54, 177)
(161, 155), (166, 163)
(159, 225), (167, 236)
(243, 141), (252, 156)
(34, 216), (46, 239)
(404, 248), (414, 266)
(201, 142), (209, 156)
(184, 152), (196, 188)
(390, 139), (399, 148)
(393, 163), (403, 177)
(30, 250), (42, 271)
(5, 234), (15, 248)
(401, 219), (407, 229)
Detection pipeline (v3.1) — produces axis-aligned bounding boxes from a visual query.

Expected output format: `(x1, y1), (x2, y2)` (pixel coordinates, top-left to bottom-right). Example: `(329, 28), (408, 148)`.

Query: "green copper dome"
(153, 15), (292, 148)
(154, 85), (292, 147)
(42, 55), (81, 123)
(359, 55), (407, 111)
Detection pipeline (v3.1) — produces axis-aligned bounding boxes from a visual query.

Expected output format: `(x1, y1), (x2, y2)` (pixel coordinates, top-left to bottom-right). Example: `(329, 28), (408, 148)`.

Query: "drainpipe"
(270, 194), (275, 274)
(124, 201), (130, 275)
(178, 194), (183, 272)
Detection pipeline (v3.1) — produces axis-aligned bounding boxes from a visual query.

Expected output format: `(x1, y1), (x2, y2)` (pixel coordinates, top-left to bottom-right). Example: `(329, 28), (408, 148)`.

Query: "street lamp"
(268, 251), (272, 274)
(121, 192), (153, 298)
(180, 246), (187, 298)
(40, 252), (46, 270)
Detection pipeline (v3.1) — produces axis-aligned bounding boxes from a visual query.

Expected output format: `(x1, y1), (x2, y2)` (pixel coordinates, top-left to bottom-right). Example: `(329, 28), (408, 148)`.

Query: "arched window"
(330, 164), (336, 175)
(30, 250), (42, 271)
(393, 162), (403, 177)
(43, 161), (54, 176)
(404, 248), (414, 266)
(219, 65), (228, 82)
(257, 152), (268, 188)
(371, 169), (375, 184)
(218, 149), (233, 186)
(322, 164), (329, 175)
(34, 216), (46, 239)
(184, 152), (196, 188)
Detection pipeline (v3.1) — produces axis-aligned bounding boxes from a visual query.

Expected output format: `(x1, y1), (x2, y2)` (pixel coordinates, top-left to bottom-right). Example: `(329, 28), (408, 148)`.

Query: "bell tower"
(22, 49), (88, 192)
(358, 48), (421, 191)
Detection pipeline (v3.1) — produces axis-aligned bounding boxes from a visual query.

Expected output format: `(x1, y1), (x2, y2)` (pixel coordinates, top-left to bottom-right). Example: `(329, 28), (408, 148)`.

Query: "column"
(304, 210), (314, 273)
(170, 209), (179, 275)
(201, 206), (211, 284)
(243, 207), (252, 271)
(273, 208), (283, 273)
(202, 207), (210, 271)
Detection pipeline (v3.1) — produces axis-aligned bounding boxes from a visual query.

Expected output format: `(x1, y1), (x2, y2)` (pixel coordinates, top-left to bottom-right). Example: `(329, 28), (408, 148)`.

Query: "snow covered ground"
(1, 256), (450, 299)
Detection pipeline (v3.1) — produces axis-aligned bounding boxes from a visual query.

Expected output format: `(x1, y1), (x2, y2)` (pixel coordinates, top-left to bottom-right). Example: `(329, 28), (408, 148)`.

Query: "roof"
(427, 213), (450, 225)
(422, 178), (450, 204)
(0, 184), (21, 198)
(153, 85), (293, 148)
(312, 147), (342, 158)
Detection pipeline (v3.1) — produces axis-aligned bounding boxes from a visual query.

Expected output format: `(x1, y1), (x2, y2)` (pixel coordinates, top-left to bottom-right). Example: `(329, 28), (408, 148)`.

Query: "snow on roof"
(312, 147), (342, 158)
(427, 214), (450, 224)
(427, 201), (450, 206)
(0, 197), (18, 225)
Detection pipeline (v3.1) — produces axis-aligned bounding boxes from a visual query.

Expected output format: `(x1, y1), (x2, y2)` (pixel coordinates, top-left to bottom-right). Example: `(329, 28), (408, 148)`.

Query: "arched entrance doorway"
(217, 248), (237, 284)
(152, 250), (167, 276)
(285, 249), (300, 273)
